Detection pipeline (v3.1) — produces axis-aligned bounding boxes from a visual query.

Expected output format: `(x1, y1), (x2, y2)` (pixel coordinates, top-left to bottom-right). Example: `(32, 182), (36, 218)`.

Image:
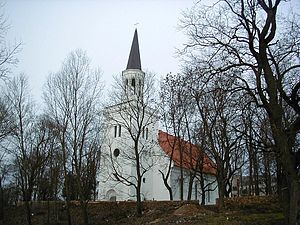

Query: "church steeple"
(123, 29), (144, 99)
(126, 29), (141, 70)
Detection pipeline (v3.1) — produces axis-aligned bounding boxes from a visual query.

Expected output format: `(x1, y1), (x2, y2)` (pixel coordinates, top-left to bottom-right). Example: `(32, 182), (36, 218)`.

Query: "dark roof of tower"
(126, 29), (141, 70)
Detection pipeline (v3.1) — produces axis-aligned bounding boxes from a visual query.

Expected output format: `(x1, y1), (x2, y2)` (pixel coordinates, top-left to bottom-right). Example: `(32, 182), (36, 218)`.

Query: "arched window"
(125, 79), (128, 92)
(145, 127), (149, 140)
(118, 124), (121, 137)
(114, 125), (117, 137)
(106, 189), (117, 201)
(138, 79), (142, 95)
(132, 78), (136, 94)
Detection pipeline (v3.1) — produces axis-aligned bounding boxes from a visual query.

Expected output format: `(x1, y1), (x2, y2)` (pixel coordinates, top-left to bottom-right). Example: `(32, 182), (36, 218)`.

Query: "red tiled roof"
(158, 130), (216, 175)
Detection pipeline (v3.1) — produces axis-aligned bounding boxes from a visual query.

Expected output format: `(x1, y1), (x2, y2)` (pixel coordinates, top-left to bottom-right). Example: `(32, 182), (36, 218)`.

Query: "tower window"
(143, 178), (146, 183)
(114, 125), (117, 137)
(145, 127), (148, 140)
(132, 78), (136, 94)
(126, 79), (128, 85)
(138, 79), (142, 95)
(114, 125), (121, 138)
(118, 124), (121, 137)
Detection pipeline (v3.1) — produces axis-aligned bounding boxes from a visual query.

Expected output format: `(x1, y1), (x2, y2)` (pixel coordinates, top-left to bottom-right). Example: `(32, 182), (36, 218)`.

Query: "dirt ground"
(2, 196), (284, 225)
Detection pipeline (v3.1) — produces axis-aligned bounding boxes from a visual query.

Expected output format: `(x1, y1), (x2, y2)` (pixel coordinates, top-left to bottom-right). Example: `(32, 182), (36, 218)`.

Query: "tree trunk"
(136, 184), (142, 216)
(66, 200), (72, 225)
(159, 170), (173, 200)
(163, 179), (173, 200)
(47, 198), (50, 225)
(271, 118), (298, 225)
(253, 153), (260, 196)
(201, 192), (206, 206)
(0, 182), (3, 221)
(180, 168), (184, 200)
(187, 172), (195, 200)
(199, 174), (206, 205)
(248, 149), (253, 196)
(217, 177), (225, 210)
(224, 179), (232, 198)
(288, 179), (299, 225)
(80, 201), (89, 225)
(24, 199), (32, 225)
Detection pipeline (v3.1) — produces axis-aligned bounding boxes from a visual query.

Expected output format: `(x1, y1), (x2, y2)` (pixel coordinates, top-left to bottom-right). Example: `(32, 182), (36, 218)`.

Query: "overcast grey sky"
(5, 0), (195, 104)
(5, 0), (300, 105)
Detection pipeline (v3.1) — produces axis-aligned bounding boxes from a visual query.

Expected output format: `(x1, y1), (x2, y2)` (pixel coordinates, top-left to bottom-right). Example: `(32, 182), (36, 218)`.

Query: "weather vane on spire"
(134, 22), (139, 28)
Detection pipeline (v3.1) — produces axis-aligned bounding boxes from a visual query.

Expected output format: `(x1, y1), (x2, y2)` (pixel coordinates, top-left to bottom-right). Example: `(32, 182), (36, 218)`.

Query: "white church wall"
(169, 166), (218, 204)
(99, 97), (161, 201)
(151, 148), (172, 200)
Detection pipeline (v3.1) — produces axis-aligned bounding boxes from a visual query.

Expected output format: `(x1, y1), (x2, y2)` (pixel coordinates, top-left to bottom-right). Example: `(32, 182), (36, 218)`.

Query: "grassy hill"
(2, 196), (284, 225)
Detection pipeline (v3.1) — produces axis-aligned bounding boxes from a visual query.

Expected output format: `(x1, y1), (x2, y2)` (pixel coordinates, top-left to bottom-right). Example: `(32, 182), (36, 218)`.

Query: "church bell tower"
(122, 29), (145, 99)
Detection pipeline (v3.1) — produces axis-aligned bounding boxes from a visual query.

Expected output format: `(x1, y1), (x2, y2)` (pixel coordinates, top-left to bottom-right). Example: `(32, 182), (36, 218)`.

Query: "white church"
(98, 29), (218, 205)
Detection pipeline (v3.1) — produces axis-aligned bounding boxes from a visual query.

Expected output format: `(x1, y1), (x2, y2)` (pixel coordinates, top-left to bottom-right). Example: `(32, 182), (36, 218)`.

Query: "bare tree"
(0, 5), (21, 218)
(4, 74), (50, 225)
(0, 95), (15, 219)
(43, 49), (103, 225)
(185, 70), (244, 208)
(104, 71), (157, 215)
(0, 5), (20, 80)
(159, 73), (187, 200)
(0, 152), (11, 220)
(160, 72), (218, 203)
(180, 1), (299, 223)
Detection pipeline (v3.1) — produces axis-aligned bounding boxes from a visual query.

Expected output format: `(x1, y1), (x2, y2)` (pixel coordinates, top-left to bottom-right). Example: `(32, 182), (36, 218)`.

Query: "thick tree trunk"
(201, 192), (206, 206)
(168, 187), (173, 201)
(199, 174), (206, 205)
(288, 179), (299, 225)
(217, 178), (225, 210)
(271, 118), (298, 225)
(136, 184), (142, 216)
(159, 169), (173, 200)
(80, 201), (89, 225)
(24, 199), (32, 225)
(163, 178), (173, 200)
(65, 200), (72, 225)
(187, 173), (195, 201)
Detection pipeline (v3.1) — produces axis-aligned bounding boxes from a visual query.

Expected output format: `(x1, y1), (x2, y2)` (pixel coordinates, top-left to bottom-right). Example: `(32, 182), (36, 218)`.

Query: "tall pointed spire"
(126, 29), (141, 70)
